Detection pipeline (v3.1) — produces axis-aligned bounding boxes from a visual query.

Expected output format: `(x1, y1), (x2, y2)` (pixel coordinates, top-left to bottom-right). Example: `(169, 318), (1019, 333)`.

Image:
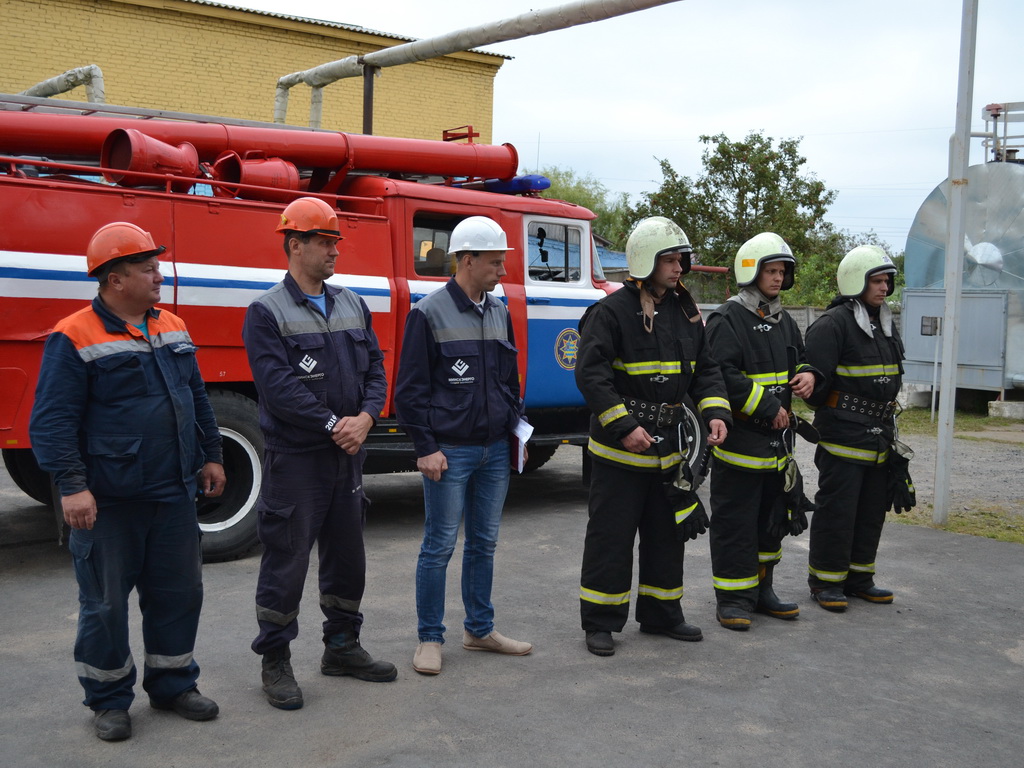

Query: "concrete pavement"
(1, 448), (1022, 768)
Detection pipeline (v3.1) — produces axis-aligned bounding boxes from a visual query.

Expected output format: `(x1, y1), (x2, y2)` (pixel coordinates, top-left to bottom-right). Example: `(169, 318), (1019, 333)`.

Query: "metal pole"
(363, 65), (377, 135)
(934, 0), (978, 525)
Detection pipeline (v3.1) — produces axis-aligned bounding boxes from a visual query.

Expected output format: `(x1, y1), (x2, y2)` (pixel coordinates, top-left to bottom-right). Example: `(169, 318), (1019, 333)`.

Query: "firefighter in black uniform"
(804, 245), (905, 611)
(575, 216), (731, 657)
(706, 233), (818, 631)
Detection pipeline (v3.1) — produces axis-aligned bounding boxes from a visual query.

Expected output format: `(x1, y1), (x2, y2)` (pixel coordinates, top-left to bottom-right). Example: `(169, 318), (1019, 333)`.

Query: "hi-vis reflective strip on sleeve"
(612, 359), (683, 376)
(638, 583), (684, 601)
(819, 442), (889, 464)
(758, 548), (782, 563)
(835, 363), (900, 377)
(580, 586), (630, 605)
(712, 574), (759, 591)
(849, 561), (876, 574)
(741, 382), (765, 416)
(712, 446), (783, 471)
(598, 403), (629, 427)
(808, 565), (847, 582)
(675, 501), (698, 524)
(588, 438), (683, 470)
(745, 370), (789, 385)
(699, 396), (730, 412)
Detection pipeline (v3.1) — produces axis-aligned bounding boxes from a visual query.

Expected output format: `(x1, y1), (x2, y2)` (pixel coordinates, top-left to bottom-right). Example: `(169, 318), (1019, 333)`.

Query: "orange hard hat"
(276, 197), (342, 239)
(86, 222), (166, 277)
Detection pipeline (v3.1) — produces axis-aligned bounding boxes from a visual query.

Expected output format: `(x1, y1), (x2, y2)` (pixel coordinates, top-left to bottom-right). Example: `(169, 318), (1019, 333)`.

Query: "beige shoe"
(462, 629), (533, 656)
(413, 642), (442, 675)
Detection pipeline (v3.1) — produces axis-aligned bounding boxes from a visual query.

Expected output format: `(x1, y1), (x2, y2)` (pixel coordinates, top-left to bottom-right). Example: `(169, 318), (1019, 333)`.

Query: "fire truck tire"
(199, 390), (264, 563)
(521, 443), (559, 473)
(2, 448), (52, 505)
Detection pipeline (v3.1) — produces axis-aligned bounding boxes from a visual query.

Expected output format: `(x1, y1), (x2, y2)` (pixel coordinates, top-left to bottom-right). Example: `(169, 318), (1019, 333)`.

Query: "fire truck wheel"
(521, 444), (559, 473)
(199, 390), (264, 563)
(2, 448), (52, 505)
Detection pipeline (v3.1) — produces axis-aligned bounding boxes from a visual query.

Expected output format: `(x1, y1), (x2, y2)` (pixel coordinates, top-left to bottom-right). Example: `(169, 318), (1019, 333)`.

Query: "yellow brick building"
(1, 0), (505, 142)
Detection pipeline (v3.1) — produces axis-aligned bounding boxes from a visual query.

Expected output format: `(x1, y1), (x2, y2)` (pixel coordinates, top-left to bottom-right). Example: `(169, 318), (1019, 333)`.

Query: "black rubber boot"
(844, 585), (894, 604)
(322, 632), (398, 682)
(715, 605), (751, 631)
(810, 587), (848, 612)
(755, 564), (800, 619)
(262, 646), (303, 710)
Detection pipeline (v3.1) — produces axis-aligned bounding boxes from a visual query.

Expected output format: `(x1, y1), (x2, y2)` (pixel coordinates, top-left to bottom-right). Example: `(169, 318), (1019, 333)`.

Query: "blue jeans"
(416, 439), (510, 643)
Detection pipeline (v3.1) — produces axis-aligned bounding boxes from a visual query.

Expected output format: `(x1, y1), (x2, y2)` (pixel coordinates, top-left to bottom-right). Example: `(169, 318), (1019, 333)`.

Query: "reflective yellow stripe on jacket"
(588, 437), (683, 471)
(611, 358), (683, 376)
(598, 403), (628, 428)
(712, 446), (787, 471)
(835, 363), (900, 378)
(819, 441), (889, 465)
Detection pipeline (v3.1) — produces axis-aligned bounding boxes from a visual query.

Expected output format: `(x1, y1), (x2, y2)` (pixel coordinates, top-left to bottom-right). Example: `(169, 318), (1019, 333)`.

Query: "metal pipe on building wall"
(19, 65), (105, 104)
(274, 0), (684, 125)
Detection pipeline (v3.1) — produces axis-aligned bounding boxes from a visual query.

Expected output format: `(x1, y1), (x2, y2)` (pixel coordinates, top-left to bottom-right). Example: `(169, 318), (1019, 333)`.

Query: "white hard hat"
(735, 232), (795, 290)
(448, 216), (512, 254)
(837, 245), (896, 298)
(625, 216), (692, 281)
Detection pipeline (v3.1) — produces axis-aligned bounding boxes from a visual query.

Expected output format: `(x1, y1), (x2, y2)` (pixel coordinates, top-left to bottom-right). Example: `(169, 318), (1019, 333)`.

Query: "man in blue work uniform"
(243, 197), (395, 711)
(395, 215), (533, 676)
(30, 221), (225, 742)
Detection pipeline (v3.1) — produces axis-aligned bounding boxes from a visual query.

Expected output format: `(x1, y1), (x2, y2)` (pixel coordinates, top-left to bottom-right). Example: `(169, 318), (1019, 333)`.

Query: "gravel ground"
(789, 419), (1024, 517)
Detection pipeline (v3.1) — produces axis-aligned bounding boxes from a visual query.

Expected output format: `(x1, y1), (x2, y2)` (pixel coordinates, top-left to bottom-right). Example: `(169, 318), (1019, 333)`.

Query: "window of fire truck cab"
(526, 221), (584, 284)
(413, 218), (453, 278)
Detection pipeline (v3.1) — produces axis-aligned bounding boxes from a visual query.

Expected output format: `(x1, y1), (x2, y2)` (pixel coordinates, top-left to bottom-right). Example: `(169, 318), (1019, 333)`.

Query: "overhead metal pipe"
(274, 0), (684, 124)
(20, 65), (106, 104)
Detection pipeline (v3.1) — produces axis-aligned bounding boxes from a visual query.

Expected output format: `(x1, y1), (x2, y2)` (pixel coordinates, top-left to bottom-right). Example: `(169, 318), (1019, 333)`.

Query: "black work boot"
(810, 587), (848, 612)
(715, 605), (751, 631)
(755, 564), (800, 619)
(844, 585), (894, 604)
(585, 630), (615, 657)
(322, 632), (398, 682)
(262, 646), (303, 710)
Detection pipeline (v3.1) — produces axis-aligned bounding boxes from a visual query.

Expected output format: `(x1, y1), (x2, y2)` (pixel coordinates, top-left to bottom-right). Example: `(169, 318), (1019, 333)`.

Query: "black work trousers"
(252, 447), (368, 654)
(580, 461), (686, 633)
(808, 447), (888, 591)
(709, 460), (786, 611)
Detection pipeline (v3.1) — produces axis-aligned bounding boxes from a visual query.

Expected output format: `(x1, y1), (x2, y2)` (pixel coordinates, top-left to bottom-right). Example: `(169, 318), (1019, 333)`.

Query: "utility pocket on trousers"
(256, 498), (296, 555)
(68, 533), (101, 600)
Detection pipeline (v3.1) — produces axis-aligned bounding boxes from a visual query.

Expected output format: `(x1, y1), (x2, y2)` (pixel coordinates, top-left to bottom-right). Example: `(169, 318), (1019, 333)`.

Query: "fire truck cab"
(0, 95), (610, 560)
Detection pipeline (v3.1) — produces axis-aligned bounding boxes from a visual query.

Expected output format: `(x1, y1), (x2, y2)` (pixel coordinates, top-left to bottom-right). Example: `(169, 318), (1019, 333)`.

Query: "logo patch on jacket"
(299, 355), (318, 373)
(448, 358), (474, 384)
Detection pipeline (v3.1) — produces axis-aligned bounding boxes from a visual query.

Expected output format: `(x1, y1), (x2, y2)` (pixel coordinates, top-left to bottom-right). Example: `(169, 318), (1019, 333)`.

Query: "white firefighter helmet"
(734, 232), (795, 290)
(625, 216), (692, 281)
(837, 245), (897, 298)
(447, 216), (512, 254)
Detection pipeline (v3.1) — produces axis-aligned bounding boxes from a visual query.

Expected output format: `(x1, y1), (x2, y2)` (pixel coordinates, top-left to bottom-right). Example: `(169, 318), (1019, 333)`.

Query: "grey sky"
(226, 0), (1023, 251)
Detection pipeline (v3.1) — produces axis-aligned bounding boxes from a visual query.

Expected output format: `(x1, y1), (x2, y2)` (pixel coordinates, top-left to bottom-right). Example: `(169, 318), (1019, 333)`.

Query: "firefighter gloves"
(887, 441), (917, 515)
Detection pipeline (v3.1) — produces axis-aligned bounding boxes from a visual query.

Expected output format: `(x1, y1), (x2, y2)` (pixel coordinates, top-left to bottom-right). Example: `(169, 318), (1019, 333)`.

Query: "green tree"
(628, 132), (841, 303)
(528, 166), (630, 249)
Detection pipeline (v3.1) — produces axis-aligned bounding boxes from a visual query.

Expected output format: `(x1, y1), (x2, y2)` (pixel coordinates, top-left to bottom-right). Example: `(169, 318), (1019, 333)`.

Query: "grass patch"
(893, 408), (1021, 435)
(888, 503), (1024, 545)
(792, 402), (1018, 437)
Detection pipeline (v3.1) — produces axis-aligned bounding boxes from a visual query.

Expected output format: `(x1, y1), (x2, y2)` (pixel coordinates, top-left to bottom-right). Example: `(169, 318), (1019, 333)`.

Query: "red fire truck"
(0, 94), (650, 560)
